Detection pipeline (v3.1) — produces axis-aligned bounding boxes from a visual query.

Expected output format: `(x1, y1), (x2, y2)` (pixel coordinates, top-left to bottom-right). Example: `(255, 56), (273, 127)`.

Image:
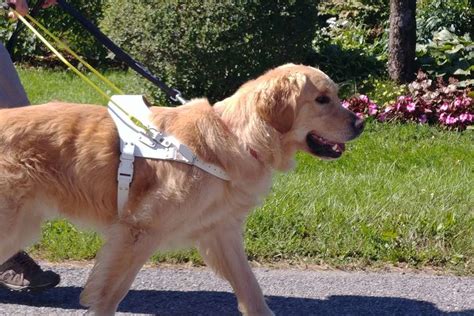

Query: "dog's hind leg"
(197, 223), (274, 316)
(80, 222), (157, 316)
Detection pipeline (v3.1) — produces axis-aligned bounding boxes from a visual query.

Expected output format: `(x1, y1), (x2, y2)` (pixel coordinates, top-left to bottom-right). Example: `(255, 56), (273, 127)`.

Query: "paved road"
(0, 263), (473, 315)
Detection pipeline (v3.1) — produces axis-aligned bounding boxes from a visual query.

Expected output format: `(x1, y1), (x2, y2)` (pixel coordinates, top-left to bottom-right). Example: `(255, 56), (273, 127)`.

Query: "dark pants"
(0, 42), (30, 108)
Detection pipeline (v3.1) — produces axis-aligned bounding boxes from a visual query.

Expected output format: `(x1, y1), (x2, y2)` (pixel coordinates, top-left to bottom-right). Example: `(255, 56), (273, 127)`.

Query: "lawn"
(18, 67), (474, 275)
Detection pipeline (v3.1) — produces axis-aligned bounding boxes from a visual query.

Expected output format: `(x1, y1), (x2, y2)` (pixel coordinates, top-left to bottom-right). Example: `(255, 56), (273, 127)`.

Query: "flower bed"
(344, 72), (473, 131)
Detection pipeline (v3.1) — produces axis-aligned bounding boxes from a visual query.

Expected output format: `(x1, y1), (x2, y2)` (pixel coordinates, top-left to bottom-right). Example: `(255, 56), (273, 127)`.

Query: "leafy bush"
(347, 76), (407, 106)
(0, 0), (107, 64)
(309, 0), (388, 84)
(417, 0), (473, 43)
(308, 44), (386, 85)
(319, 0), (389, 30)
(315, 0), (389, 61)
(416, 29), (474, 86)
(345, 72), (473, 131)
(101, 0), (320, 102)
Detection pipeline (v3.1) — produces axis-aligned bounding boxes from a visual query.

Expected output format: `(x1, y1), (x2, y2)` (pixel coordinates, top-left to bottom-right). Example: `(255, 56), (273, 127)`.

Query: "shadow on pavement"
(1, 286), (473, 316)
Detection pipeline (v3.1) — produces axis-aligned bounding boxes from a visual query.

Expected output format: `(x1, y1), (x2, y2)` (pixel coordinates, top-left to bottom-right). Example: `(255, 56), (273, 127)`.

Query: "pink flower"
(445, 115), (458, 125)
(368, 104), (378, 116)
(342, 100), (350, 109)
(439, 112), (448, 123)
(453, 98), (462, 108)
(459, 113), (474, 123)
(397, 96), (406, 102)
(406, 102), (416, 112)
(440, 103), (449, 111)
(462, 97), (472, 107)
(359, 95), (369, 103)
(384, 106), (393, 113)
(419, 114), (428, 124)
(356, 112), (364, 119)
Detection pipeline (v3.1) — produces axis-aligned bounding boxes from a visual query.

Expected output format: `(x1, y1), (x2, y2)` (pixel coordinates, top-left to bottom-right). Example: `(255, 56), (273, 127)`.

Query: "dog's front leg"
(80, 223), (157, 316)
(197, 224), (274, 316)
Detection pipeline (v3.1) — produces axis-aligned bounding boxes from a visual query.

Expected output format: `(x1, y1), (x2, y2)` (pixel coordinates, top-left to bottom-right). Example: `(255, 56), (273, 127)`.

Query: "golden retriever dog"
(0, 64), (363, 315)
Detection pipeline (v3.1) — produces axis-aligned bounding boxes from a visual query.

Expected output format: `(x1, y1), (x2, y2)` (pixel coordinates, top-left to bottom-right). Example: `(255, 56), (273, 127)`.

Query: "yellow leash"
(11, 9), (151, 133)
(24, 13), (124, 95)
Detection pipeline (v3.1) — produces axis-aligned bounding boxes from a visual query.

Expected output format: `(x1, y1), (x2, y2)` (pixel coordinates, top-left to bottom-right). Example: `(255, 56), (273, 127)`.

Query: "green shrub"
(319, 0), (389, 29)
(417, 0), (473, 43)
(315, 0), (389, 60)
(101, 0), (320, 103)
(1, 0), (107, 64)
(308, 44), (386, 85)
(345, 76), (407, 106)
(417, 29), (474, 86)
(310, 0), (388, 84)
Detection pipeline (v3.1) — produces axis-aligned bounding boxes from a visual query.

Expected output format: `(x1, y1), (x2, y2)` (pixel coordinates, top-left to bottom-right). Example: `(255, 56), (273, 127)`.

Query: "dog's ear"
(255, 74), (303, 134)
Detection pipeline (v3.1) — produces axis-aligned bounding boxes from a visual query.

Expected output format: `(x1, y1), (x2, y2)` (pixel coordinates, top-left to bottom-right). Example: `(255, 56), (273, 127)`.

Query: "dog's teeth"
(332, 144), (338, 151)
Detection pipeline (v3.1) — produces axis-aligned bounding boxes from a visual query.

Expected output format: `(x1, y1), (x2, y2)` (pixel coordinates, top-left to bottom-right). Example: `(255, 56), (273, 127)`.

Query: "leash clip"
(170, 89), (188, 105)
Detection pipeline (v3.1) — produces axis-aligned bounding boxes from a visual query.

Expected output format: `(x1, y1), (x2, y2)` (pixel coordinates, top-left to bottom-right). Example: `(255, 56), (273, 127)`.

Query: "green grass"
(17, 68), (474, 275)
(247, 122), (473, 274)
(19, 66), (149, 106)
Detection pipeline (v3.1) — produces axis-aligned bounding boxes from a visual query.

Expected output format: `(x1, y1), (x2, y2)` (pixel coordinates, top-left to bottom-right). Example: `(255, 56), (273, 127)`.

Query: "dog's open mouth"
(306, 132), (345, 159)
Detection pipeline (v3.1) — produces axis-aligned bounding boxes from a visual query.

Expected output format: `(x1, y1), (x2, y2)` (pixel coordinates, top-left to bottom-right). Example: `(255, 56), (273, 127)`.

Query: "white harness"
(107, 95), (230, 213)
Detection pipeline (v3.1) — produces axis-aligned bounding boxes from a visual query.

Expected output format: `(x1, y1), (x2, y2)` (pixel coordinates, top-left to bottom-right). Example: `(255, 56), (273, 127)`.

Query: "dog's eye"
(316, 95), (331, 104)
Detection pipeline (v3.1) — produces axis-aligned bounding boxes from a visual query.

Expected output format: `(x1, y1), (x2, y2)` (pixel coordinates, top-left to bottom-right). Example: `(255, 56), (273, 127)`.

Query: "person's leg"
(0, 43), (60, 292)
(0, 42), (30, 108)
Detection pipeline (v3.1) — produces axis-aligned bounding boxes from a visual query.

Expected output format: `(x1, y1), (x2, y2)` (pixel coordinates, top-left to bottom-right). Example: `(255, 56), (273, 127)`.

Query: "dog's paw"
(239, 303), (275, 316)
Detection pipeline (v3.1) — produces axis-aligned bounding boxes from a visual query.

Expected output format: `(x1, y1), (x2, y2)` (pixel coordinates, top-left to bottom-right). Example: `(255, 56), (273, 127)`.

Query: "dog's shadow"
(0, 287), (473, 315)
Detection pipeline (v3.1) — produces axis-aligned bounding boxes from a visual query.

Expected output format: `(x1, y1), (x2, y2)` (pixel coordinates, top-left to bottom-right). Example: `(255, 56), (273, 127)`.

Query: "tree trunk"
(388, 0), (417, 83)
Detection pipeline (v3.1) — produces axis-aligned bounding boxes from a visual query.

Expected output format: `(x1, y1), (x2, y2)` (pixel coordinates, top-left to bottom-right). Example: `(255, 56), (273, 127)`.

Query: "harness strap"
(108, 95), (230, 215)
(117, 141), (135, 213)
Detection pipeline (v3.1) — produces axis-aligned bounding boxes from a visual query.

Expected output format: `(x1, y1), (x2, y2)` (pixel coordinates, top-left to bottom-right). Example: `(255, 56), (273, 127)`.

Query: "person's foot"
(0, 251), (60, 292)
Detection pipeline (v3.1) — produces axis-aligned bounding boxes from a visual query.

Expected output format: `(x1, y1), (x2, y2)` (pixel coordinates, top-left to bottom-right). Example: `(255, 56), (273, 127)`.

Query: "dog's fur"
(0, 64), (363, 315)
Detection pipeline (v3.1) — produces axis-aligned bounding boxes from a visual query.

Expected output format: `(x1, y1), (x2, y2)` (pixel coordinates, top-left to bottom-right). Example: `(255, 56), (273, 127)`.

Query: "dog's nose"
(354, 117), (365, 133)
(354, 118), (364, 130)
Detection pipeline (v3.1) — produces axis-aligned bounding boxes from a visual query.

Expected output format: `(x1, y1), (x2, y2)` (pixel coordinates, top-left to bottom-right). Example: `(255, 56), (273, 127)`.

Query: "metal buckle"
(169, 89), (188, 105)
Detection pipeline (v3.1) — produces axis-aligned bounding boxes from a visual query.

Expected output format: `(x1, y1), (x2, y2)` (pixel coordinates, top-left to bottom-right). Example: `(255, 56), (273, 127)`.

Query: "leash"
(2, 0), (187, 104)
(3, 5), (158, 135)
(55, 0), (187, 105)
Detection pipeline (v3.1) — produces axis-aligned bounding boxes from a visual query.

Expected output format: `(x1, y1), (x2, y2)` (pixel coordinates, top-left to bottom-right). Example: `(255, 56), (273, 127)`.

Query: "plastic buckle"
(117, 142), (135, 185)
(117, 161), (133, 185)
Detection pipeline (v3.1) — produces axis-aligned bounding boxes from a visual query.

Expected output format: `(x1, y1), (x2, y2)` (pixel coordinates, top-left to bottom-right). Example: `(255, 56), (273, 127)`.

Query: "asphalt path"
(0, 263), (473, 315)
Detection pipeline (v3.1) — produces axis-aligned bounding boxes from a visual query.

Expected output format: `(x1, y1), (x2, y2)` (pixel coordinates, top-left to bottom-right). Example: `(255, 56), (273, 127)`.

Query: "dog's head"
(216, 63), (364, 171)
(253, 64), (364, 162)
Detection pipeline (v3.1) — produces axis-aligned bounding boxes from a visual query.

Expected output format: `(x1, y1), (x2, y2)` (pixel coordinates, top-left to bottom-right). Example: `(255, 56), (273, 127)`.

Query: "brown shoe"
(0, 251), (60, 292)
